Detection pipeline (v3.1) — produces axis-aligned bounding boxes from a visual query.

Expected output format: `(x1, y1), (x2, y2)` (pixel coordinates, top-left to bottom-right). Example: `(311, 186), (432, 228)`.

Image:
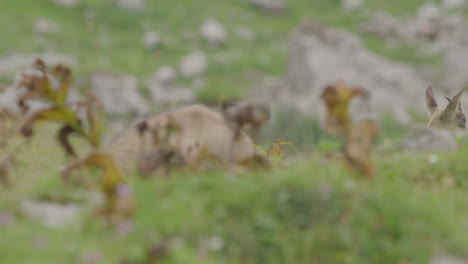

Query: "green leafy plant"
(16, 58), (128, 218)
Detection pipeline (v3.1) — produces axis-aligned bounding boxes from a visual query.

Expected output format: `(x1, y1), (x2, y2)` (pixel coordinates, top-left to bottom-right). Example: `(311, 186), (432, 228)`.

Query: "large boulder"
(398, 124), (458, 153)
(272, 20), (428, 123)
(0, 54), (77, 76)
(360, 5), (468, 97)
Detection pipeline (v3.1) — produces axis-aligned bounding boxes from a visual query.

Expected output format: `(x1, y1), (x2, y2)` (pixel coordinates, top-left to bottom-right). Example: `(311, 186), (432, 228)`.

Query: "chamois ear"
(442, 88), (464, 120)
(136, 120), (149, 135)
(426, 86), (438, 116)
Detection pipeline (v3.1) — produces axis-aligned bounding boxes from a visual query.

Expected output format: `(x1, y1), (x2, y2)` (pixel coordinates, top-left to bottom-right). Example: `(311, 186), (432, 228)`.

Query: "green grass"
(2, 1), (468, 263)
(2, 126), (468, 263)
(0, 0), (454, 102)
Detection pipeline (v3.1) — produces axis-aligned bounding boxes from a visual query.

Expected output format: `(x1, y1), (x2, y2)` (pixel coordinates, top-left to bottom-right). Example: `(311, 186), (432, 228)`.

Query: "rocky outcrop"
(398, 124), (458, 153)
(266, 20), (428, 123)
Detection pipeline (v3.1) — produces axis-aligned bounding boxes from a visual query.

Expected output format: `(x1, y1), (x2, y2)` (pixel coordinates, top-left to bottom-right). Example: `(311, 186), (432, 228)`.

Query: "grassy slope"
(2, 0), (468, 263)
(0, 0), (439, 103)
(1, 126), (468, 263)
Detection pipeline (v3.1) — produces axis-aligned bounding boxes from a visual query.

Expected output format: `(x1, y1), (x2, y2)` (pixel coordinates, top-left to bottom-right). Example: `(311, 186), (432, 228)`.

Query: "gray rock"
(154, 66), (177, 86)
(248, 0), (286, 14)
(146, 69), (195, 105)
(442, 47), (468, 91)
(116, 0), (144, 11)
(276, 20), (427, 122)
(0, 53), (77, 76)
(200, 19), (228, 47)
(360, 12), (408, 42)
(342, 0), (363, 11)
(178, 51), (208, 78)
(0, 71), (65, 117)
(429, 254), (468, 264)
(33, 18), (60, 34)
(53, 0), (79, 7)
(142, 31), (161, 50)
(148, 82), (195, 105)
(398, 124), (458, 153)
(91, 73), (148, 115)
(21, 200), (80, 228)
(417, 3), (441, 21)
(0, 87), (26, 116)
(441, 0), (466, 9)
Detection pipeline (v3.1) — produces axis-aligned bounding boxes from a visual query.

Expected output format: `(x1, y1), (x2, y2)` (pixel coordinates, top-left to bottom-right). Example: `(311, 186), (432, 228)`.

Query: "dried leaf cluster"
(321, 81), (379, 177)
(9, 58), (128, 218)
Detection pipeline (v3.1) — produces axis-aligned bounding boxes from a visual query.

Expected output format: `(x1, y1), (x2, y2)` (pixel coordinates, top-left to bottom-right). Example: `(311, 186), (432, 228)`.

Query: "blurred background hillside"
(1, 0), (467, 142)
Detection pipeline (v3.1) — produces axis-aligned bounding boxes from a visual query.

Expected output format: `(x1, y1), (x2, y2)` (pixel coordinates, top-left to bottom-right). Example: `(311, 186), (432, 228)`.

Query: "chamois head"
(426, 86), (465, 129)
(221, 100), (271, 139)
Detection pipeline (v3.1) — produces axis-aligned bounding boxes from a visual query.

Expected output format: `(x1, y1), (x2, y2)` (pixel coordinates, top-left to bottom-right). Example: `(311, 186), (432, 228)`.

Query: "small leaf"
(57, 125), (77, 157)
(53, 64), (71, 105)
(20, 106), (82, 137)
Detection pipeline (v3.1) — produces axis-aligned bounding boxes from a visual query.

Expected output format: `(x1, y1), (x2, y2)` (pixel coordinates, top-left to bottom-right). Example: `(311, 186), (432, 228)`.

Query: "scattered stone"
(417, 3), (441, 21)
(0, 87), (26, 116)
(178, 51), (208, 78)
(53, 0), (80, 7)
(116, 0), (144, 11)
(248, 0), (286, 14)
(342, 0), (363, 11)
(398, 124), (458, 153)
(146, 66), (195, 105)
(91, 73), (148, 115)
(142, 31), (161, 50)
(21, 200), (80, 228)
(0, 53), (77, 76)
(33, 18), (60, 34)
(200, 19), (228, 47)
(441, 0), (466, 9)
(429, 254), (468, 264)
(360, 12), (408, 42)
(154, 66), (177, 86)
(234, 25), (256, 41)
(146, 79), (195, 105)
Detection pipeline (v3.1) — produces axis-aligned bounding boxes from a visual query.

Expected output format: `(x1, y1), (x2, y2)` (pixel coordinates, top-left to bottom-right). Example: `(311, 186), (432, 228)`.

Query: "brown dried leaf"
(321, 81), (370, 137)
(20, 106), (82, 137)
(344, 119), (379, 177)
(57, 125), (77, 157)
(267, 139), (291, 162)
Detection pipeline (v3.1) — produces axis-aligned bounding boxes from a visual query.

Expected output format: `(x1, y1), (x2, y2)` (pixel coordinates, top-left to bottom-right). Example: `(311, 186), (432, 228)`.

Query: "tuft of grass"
(2, 126), (468, 263)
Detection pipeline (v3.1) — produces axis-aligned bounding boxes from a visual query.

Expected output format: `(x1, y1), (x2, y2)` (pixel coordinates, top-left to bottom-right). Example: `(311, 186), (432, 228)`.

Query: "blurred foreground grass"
(1, 125), (468, 263)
